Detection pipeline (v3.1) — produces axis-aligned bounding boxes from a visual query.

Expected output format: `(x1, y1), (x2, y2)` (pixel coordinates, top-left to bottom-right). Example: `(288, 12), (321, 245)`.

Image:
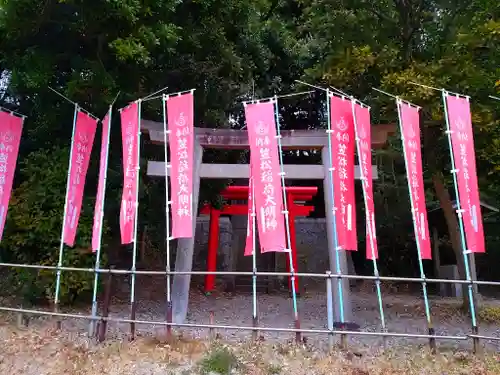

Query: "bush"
(0, 146), (108, 305)
(198, 344), (240, 375)
(478, 306), (500, 324)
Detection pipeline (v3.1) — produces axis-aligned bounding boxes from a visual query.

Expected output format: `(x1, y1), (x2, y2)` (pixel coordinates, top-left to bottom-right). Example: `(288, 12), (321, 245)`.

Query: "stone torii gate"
(141, 120), (395, 324)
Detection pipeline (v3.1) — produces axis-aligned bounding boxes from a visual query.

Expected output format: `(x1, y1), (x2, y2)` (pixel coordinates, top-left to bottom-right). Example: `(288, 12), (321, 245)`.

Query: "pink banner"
(92, 111), (111, 252)
(329, 95), (357, 251)
(120, 102), (139, 245)
(64, 110), (97, 246)
(244, 176), (254, 256)
(353, 103), (378, 260)
(0, 112), (23, 241)
(245, 101), (287, 253)
(399, 102), (432, 259)
(446, 94), (485, 253)
(167, 92), (194, 239)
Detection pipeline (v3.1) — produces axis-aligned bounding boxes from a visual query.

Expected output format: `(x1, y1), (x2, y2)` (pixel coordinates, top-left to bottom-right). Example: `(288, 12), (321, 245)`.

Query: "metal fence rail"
(1, 261), (499, 352)
(0, 305), (471, 340)
(1, 261), (500, 286)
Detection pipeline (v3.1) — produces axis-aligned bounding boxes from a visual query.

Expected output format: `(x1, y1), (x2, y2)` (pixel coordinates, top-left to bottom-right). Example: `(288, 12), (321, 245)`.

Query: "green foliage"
(298, 0), (500, 270)
(198, 344), (239, 375)
(478, 305), (500, 323)
(0, 146), (107, 305)
(266, 363), (283, 375)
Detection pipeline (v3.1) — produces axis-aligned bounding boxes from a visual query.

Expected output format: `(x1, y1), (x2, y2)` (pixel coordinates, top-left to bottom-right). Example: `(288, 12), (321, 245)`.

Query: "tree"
(300, 0), (500, 305)
(0, 0), (308, 299)
(0, 146), (107, 304)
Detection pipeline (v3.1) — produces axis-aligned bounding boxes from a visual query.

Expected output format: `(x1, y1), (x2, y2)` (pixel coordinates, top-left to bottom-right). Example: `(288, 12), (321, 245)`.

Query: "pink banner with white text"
(120, 102), (139, 245)
(329, 95), (357, 251)
(64, 110), (97, 246)
(446, 94), (485, 253)
(245, 101), (287, 253)
(92, 111), (111, 252)
(166, 92), (194, 239)
(0, 112), (23, 241)
(353, 103), (378, 260)
(244, 175), (254, 256)
(398, 102), (432, 259)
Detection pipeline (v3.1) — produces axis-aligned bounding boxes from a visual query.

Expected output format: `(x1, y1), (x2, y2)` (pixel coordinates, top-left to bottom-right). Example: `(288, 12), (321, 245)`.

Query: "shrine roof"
(141, 119), (396, 149)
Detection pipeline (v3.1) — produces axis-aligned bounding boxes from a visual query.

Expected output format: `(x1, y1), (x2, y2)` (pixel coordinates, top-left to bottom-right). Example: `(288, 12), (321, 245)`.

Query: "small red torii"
(200, 186), (318, 294)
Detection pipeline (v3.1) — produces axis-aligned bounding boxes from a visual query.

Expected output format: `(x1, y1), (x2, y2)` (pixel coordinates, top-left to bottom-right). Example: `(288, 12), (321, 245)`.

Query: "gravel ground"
(3, 277), (500, 374)
(108, 291), (500, 353)
(2, 323), (500, 375)
(16, 283), (500, 354)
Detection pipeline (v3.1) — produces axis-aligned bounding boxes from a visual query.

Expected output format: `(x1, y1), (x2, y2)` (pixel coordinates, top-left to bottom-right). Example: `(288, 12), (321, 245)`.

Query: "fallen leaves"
(0, 323), (499, 374)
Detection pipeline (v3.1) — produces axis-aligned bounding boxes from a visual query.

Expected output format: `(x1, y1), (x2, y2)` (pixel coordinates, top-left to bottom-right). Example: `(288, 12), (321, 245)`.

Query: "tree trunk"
(432, 172), (479, 309)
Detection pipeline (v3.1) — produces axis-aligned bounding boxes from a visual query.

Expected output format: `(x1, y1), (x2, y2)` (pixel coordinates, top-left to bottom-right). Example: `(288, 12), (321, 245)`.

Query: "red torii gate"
(200, 185), (318, 294)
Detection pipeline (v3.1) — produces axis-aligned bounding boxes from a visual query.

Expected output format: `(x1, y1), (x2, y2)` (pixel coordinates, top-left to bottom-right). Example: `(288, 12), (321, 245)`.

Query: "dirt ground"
(0, 321), (499, 375)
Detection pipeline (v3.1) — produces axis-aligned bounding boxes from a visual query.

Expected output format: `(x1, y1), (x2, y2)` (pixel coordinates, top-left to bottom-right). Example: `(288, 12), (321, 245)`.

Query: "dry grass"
(0, 322), (499, 375)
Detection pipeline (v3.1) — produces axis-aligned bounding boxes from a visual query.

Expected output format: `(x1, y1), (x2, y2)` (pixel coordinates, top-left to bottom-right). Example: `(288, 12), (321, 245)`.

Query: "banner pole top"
(49, 87), (99, 120)
(329, 86), (370, 109)
(294, 80), (351, 101)
(0, 105), (27, 119)
(118, 100), (140, 113)
(100, 91), (121, 119)
(242, 90), (313, 105)
(110, 91), (121, 107)
(329, 86), (349, 97)
(408, 81), (470, 99)
(146, 88), (195, 102)
(372, 87), (421, 110)
(295, 80), (328, 92)
(143, 85), (169, 101)
(295, 80), (349, 100)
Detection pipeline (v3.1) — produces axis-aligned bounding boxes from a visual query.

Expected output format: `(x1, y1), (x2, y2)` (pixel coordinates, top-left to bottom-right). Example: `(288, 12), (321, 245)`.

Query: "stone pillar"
(321, 146), (353, 323)
(218, 217), (233, 273)
(226, 209), (246, 292)
(346, 252), (357, 287)
(468, 253), (479, 296)
(171, 142), (203, 323)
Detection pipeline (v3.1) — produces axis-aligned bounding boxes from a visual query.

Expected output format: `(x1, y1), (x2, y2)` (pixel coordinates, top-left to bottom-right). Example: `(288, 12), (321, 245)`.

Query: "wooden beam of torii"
(141, 119), (394, 149)
(142, 119), (394, 180)
(147, 161), (377, 180)
(140, 119), (396, 325)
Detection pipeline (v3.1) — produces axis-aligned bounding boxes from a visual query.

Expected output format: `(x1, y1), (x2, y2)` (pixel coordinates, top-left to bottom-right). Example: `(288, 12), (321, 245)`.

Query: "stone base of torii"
(141, 120), (396, 324)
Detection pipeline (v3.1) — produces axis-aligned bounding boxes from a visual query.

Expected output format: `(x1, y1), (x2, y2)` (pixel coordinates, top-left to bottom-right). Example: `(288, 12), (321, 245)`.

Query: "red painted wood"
(205, 208), (221, 293)
(203, 186), (318, 293)
(286, 192), (299, 292)
(200, 204), (313, 217)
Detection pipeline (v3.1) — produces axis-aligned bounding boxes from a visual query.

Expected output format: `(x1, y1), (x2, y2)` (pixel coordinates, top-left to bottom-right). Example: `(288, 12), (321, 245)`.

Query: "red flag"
(445, 94), (485, 253)
(120, 102), (139, 245)
(166, 92), (195, 239)
(244, 101), (287, 253)
(329, 95), (357, 251)
(0, 112), (23, 241)
(92, 111), (111, 252)
(64, 110), (97, 246)
(398, 102), (432, 259)
(244, 175), (254, 256)
(353, 103), (378, 260)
